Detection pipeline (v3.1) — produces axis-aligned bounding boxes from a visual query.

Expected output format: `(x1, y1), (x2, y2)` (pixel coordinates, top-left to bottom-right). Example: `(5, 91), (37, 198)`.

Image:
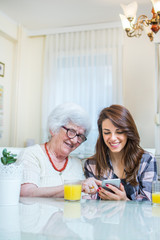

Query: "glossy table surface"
(0, 197), (160, 240)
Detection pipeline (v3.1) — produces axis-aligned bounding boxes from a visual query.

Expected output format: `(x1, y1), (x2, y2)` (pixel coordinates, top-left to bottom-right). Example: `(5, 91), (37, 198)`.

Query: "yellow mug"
(152, 181), (160, 205)
(64, 180), (82, 201)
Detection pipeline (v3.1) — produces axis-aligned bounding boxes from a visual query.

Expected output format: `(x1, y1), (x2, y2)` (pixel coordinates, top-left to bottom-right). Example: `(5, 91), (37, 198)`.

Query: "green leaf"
(7, 160), (17, 164)
(1, 157), (7, 165)
(2, 149), (8, 157)
(6, 156), (14, 159)
(11, 154), (17, 157)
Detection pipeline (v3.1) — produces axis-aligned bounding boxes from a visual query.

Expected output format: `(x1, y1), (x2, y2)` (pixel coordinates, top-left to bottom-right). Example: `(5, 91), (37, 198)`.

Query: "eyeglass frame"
(62, 126), (87, 143)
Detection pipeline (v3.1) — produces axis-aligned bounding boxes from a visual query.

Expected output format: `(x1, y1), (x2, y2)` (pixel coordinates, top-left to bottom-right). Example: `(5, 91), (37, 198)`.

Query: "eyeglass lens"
(62, 126), (86, 143)
(68, 129), (85, 143)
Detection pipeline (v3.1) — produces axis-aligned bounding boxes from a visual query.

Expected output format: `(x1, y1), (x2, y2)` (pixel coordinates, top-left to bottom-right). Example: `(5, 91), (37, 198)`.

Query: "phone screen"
(102, 179), (120, 193)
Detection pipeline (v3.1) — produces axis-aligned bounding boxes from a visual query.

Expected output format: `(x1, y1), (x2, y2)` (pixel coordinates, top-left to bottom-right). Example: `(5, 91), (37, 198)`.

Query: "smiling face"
(51, 122), (85, 158)
(102, 119), (127, 154)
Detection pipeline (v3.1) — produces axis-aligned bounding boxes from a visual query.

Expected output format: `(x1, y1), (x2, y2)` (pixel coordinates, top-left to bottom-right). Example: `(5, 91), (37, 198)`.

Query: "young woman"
(84, 105), (157, 201)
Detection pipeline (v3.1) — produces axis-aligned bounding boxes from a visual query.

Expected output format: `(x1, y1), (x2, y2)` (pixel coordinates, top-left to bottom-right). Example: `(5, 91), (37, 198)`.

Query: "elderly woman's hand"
(82, 177), (102, 194)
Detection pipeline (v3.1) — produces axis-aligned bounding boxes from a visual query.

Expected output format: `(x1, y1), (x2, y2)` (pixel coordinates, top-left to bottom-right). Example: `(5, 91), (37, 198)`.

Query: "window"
(42, 27), (123, 157)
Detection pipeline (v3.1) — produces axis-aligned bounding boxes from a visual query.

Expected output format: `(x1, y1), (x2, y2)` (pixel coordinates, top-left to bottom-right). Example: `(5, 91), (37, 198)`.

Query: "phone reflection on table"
(81, 200), (126, 224)
(100, 201), (126, 224)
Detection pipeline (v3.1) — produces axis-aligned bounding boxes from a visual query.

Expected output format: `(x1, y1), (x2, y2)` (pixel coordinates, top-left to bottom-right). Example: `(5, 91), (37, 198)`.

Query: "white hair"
(48, 103), (91, 137)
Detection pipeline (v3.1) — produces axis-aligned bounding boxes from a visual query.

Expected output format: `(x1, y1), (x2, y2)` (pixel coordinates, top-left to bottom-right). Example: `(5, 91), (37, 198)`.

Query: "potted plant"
(0, 148), (22, 205)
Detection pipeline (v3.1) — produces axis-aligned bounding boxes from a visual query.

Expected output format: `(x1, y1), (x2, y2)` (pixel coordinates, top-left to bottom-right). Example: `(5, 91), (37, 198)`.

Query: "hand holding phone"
(102, 179), (121, 193)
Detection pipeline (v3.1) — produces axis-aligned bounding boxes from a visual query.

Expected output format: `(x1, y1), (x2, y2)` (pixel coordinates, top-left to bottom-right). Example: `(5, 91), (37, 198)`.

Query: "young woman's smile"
(102, 119), (127, 153)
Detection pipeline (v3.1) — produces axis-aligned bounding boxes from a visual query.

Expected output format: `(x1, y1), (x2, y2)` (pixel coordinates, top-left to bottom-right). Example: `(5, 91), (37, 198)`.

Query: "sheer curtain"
(42, 27), (123, 157)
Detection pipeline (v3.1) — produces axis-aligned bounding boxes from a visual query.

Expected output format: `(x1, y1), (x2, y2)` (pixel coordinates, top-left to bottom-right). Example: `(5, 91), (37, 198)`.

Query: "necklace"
(45, 142), (68, 172)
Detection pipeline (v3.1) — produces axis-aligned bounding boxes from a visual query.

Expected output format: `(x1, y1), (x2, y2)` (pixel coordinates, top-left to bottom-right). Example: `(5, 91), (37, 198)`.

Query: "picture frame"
(0, 62), (5, 77)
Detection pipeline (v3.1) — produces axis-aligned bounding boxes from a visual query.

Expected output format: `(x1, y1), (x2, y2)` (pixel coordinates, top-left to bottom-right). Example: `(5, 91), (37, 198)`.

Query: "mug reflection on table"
(63, 201), (81, 220)
(152, 205), (160, 217)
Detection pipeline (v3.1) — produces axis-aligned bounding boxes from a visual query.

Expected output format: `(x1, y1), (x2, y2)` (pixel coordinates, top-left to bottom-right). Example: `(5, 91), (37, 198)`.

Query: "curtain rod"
(27, 21), (121, 37)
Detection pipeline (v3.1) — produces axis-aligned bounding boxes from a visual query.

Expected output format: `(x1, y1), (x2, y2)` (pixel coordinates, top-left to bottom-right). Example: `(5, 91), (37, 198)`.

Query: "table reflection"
(0, 205), (21, 240)
(0, 198), (160, 240)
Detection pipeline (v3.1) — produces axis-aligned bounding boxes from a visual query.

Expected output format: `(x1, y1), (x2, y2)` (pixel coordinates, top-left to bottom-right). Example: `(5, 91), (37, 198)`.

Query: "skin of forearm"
(20, 184), (64, 198)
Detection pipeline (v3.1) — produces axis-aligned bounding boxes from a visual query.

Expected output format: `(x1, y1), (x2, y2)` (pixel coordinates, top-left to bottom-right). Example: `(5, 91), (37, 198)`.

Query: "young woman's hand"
(97, 183), (130, 201)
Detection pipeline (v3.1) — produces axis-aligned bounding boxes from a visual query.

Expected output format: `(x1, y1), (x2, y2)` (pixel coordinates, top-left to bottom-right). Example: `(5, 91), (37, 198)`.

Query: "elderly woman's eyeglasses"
(62, 126), (87, 143)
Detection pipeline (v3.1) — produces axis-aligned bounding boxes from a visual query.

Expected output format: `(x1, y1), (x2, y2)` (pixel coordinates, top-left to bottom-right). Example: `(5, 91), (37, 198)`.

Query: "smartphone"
(102, 179), (121, 193)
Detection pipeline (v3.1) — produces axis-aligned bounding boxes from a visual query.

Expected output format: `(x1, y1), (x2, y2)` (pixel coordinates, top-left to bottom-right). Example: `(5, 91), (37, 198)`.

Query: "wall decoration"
(0, 62), (5, 77)
(155, 44), (160, 155)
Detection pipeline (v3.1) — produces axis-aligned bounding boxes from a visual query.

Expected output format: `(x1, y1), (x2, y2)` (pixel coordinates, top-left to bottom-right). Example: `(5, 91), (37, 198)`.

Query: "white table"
(0, 197), (160, 240)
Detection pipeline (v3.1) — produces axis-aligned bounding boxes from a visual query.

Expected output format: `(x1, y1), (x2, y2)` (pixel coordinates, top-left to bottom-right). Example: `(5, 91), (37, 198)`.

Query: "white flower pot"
(0, 163), (22, 205)
(0, 179), (21, 205)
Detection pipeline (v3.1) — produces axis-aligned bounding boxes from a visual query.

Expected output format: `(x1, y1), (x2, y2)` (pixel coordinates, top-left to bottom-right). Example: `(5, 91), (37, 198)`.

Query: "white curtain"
(42, 27), (123, 157)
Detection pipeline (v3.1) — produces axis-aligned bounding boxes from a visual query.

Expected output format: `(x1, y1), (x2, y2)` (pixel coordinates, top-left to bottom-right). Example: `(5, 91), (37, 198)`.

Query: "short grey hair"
(48, 103), (91, 138)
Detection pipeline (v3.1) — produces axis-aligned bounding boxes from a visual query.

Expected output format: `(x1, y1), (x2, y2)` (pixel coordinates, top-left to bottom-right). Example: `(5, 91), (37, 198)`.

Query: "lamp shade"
(119, 14), (131, 29)
(151, 0), (160, 13)
(121, 1), (138, 18)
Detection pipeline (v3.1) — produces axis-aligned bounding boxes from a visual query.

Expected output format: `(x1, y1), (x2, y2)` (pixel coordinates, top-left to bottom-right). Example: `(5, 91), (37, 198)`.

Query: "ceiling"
(0, 0), (152, 32)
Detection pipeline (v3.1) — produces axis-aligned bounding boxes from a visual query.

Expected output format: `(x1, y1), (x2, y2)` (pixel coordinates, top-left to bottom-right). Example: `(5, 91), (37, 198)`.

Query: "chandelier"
(120, 0), (160, 41)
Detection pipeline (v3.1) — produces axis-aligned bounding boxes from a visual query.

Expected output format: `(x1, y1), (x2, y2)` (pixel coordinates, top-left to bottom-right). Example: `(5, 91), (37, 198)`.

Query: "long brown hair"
(91, 104), (144, 186)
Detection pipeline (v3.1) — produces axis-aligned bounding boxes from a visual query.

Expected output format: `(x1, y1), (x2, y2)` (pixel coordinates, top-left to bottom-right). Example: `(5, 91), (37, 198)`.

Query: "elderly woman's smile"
(55, 123), (85, 157)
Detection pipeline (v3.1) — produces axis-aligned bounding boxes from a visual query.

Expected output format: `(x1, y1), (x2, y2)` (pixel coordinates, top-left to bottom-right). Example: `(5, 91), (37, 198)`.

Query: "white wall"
(13, 32), (45, 147)
(0, 12), (157, 150)
(0, 34), (16, 146)
(0, 13), (17, 147)
(0, 12), (45, 147)
(123, 33), (155, 149)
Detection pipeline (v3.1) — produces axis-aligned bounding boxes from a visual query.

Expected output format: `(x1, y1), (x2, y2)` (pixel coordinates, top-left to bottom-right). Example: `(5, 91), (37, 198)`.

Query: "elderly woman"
(19, 103), (91, 197)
